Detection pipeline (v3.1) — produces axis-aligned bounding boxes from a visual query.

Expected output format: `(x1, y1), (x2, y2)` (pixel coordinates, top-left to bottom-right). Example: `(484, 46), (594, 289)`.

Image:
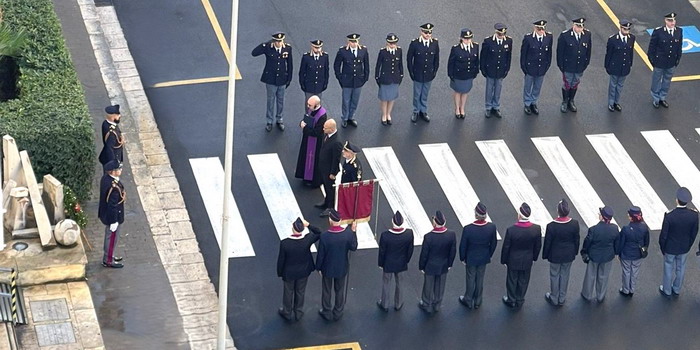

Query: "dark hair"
(630, 214), (644, 223)
(678, 200), (688, 206)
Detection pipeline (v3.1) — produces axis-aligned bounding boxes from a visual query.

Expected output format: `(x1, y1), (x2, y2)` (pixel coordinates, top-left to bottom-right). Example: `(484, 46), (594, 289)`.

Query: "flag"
(337, 180), (376, 224)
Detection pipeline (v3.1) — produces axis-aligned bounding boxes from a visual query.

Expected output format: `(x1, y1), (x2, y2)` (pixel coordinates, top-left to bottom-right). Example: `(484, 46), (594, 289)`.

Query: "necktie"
(670, 30), (674, 36)
(277, 48), (281, 54)
(538, 36), (542, 43)
(424, 41), (428, 48)
(497, 39), (502, 45)
(352, 49), (357, 57)
(315, 55), (318, 61)
(576, 34), (580, 41)
(622, 36), (627, 44)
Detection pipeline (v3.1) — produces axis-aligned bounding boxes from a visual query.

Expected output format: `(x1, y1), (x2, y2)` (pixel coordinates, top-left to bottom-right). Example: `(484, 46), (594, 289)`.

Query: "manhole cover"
(12, 242), (28, 251)
(30, 299), (70, 322)
(35, 322), (76, 346)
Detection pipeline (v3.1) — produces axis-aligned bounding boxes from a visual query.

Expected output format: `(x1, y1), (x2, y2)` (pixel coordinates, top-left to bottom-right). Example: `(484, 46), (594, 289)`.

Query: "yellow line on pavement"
(200, 0), (242, 79)
(152, 76), (229, 88)
(671, 75), (700, 82)
(282, 342), (362, 350)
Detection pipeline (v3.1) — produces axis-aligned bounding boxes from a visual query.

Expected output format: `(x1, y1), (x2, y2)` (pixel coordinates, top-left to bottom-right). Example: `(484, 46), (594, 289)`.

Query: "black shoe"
(560, 102), (568, 113)
(460, 114), (465, 119)
(653, 100), (660, 108)
(545, 292), (558, 306)
(561, 89), (569, 113)
(113, 256), (123, 262)
(568, 100), (577, 112)
(348, 119), (358, 127)
(619, 289), (633, 297)
(524, 105), (532, 115)
(376, 301), (389, 312)
(314, 202), (327, 209)
(341, 120), (348, 128)
(502, 296), (515, 308)
(276, 122), (285, 131)
(614, 103), (622, 111)
(421, 113), (430, 122)
(672, 291), (680, 297)
(418, 301), (431, 313)
(660, 100), (669, 108)
(102, 261), (124, 268)
(531, 104), (539, 115)
(411, 112), (418, 122)
(278, 308), (293, 321)
(394, 303), (403, 311)
(318, 309), (332, 321)
(458, 296), (472, 309)
(387, 119), (392, 125)
(381, 120), (387, 125)
(493, 109), (503, 118)
(319, 208), (331, 217)
(455, 114), (461, 119)
(485, 110), (492, 118)
(265, 123), (273, 132)
(608, 105), (615, 112)
(659, 285), (671, 298)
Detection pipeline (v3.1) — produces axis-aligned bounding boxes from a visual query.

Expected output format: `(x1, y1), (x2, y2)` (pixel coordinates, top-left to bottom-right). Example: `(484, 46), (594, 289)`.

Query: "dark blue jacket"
(459, 221), (497, 266)
(581, 221), (619, 263)
(542, 218), (580, 264)
(298, 52), (329, 94)
(480, 35), (513, 79)
(447, 43), (479, 80)
(251, 41), (293, 86)
(617, 221), (649, 260)
(375, 47), (404, 85)
(98, 121), (124, 165)
(277, 225), (321, 280)
(340, 157), (362, 183)
(407, 38), (440, 83)
(419, 228), (456, 275)
(659, 207), (699, 255)
(520, 32), (553, 76)
(378, 228), (414, 273)
(605, 32), (635, 76)
(500, 222), (541, 270)
(334, 45), (370, 88)
(98, 174), (125, 225)
(316, 226), (358, 278)
(648, 26), (683, 69)
(556, 29), (592, 73)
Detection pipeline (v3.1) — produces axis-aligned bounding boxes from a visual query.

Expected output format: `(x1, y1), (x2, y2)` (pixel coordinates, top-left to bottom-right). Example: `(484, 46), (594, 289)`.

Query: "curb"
(74, 0), (235, 348)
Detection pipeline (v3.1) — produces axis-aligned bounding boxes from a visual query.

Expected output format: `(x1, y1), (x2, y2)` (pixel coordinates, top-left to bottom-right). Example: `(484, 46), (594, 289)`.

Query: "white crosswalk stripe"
(190, 157), (254, 258)
(644, 130), (700, 201)
(419, 143), (501, 239)
(476, 140), (552, 235)
(587, 133), (667, 230)
(364, 147), (433, 244)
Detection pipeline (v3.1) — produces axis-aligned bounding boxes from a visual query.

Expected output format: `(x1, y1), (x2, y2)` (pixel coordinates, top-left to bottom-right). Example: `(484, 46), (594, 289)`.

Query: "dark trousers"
(322, 175), (334, 208)
(506, 267), (532, 306)
(421, 273), (447, 312)
(321, 275), (347, 319)
(463, 264), (486, 308)
(281, 277), (308, 320)
(379, 271), (403, 309)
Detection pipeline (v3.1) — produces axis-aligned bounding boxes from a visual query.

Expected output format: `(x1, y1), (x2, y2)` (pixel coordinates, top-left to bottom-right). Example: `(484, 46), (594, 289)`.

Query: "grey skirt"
(378, 83), (399, 101)
(450, 78), (474, 94)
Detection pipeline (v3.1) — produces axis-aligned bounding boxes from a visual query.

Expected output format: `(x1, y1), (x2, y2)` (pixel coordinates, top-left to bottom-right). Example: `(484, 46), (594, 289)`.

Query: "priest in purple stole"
(295, 95), (328, 187)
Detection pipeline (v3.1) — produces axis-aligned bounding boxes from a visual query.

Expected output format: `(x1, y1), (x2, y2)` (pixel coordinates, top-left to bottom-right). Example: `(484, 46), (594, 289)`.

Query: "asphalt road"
(112, 0), (700, 348)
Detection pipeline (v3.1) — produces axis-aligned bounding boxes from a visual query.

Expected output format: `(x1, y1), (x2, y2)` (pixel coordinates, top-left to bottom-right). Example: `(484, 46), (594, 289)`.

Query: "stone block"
(74, 309), (103, 348)
(136, 185), (162, 212)
(158, 191), (186, 210)
(182, 263), (210, 281)
(180, 311), (217, 329)
(112, 60), (136, 72)
(44, 283), (69, 297)
(150, 226), (171, 236)
(109, 48), (132, 62)
(0, 238), (86, 286)
(67, 282), (93, 311)
(153, 235), (176, 251)
(145, 154), (171, 167)
(184, 323), (217, 341)
(180, 252), (204, 265)
(120, 76), (144, 92)
(23, 285), (48, 297)
(144, 210), (168, 229)
(130, 165), (154, 187)
(164, 209), (189, 223)
(20, 151), (55, 247)
(157, 249), (182, 265)
(154, 176), (179, 194)
(149, 164), (175, 178)
(42, 175), (64, 224)
(163, 264), (188, 284)
(174, 239), (200, 255)
(168, 221), (196, 241)
(141, 137), (166, 156)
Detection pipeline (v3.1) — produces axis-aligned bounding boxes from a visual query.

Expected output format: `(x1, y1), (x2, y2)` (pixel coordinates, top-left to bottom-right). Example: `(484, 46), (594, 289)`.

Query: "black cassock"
(294, 107), (328, 187)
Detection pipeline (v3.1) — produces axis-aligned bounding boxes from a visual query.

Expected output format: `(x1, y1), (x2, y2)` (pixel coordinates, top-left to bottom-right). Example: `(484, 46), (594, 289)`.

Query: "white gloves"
(109, 223), (119, 231)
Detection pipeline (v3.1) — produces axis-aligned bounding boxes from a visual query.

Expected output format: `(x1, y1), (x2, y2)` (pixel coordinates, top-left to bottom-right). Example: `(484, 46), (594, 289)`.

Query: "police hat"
(420, 23), (434, 33)
(347, 33), (360, 41)
(494, 23), (507, 34)
(329, 209), (342, 222)
(386, 33), (399, 43)
(271, 32), (285, 41)
(105, 104), (120, 115)
(619, 19), (632, 29)
(599, 206), (614, 219)
(310, 39), (323, 48)
(475, 202), (487, 216)
(460, 28), (473, 39)
(433, 210), (446, 226)
(103, 160), (122, 172)
(392, 211), (404, 226)
(557, 198), (570, 217)
(343, 141), (361, 153)
(677, 187), (692, 203)
(292, 217), (304, 233)
(533, 20), (547, 28)
(572, 18), (586, 26)
(664, 12), (677, 20)
(627, 206), (642, 216)
(519, 203), (531, 218)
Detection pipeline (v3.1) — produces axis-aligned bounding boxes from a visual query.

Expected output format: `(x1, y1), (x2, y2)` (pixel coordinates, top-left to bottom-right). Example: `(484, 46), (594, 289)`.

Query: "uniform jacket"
(334, 45), (370, 88)
(375, 47), (404, 85)
(277, 225), (322, 280)
(378, 227), (414, 273)
(648, 26), (683, 69)
(317, 132), (343, 177)
(316, 225), (358, 278)
(407, 37), (440, 82)
(480, 34), (513, 79)
(581, 221), (619, 263)
(419, 227), (456, 275)
(520, 31), (553, 76)
(556, 29), (592, 73)
(459, 220), (497, 266)
(251, 41), (293, 86)
(500, 221), (541, 270)
(98, 173), (125, 225)
(447, 42), (479, 80)
(298, 51), (329, 93)
(659, 206), (699, 255)
(618, 221), (650, 260)
(98, 120), (124, 165)
(341, 156), (362, 183)
(542, 217), (580, 264)
(605, 32), (635, 76)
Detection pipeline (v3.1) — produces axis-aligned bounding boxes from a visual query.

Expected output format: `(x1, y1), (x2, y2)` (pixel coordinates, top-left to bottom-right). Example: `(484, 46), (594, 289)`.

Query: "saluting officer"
(648, 12), (683, 109)
(480, 23), (513, 119)
(98, 104), (124, 166)
(340, 141), (362, 183)
(407, 23), (440, 123)
(98, 160), (126, 268)
(418, 211), (456, 314)
(334, 33), (370, 128)
(299, 40), (329, 103)
(520, 20), (553, 116)
(605, 20), (635, 112)
(557, 18), (592, 114)
(448, 28), (479, 119)
(377, 211), (414, 312)
(659, 187), (698, 298)
(375, 33), (404, 125)
(252, 32), (293, 132)
(458, 202), (497, 310)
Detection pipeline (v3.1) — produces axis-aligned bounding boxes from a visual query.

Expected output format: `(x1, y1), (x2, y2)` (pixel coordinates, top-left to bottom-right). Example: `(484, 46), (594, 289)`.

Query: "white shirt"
(313, 54), (319, 60)
(619, 31), (628, 43)
(351, 48), (357, 57)
(536, 34), (543, 42)
(420, 38), (430, 47)
(665, 26), (675, 36)
(388, 48), (395, 55)
(461, 43), (472, 52)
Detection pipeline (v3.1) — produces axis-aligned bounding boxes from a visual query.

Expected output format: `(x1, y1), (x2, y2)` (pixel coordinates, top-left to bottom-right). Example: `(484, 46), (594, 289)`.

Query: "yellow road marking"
(151, 76), (230, 88)
(671, 75), (700, 82)
(200, 0), (242, 79)
(282, 342), (362, 350)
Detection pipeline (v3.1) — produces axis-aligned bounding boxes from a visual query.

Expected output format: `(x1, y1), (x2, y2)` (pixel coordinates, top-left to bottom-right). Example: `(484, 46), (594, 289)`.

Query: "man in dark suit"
(277, 217), (322, 321)
(316, 210), (358, 321)
(98, 104), (124, 166)
(377, 211), (414, 312)
(340, 141), (362, 184)
(407, 23), (439, 123)
(648, 12), (683, 108)
(659, 187), (699, 297)
(315, 119), (343, 217)
(334, 33), (370, 128)
(299, 40), (329, 102)
(520, 20), (553, 116)
(252, 32), (293, 132)
(604, 19), (635, 112)
(542, 199), (580, 306)
(98, 160), (126, 268)
(418, 211), (456, 313)
(501, 203), (542, 308)
(458, 202), (497, 309)
(557, 18), (591, 113)
(480, 23), (513, 119)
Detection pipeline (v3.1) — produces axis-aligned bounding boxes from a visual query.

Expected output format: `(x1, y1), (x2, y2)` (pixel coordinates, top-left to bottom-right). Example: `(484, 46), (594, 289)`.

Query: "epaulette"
(506, 35), (511, 39)
(692, 208), (698, 213)
(655, 26), (662, 30)
(453, 44), (458, 47)
(361, 45), (366, 48)
(381, 47), (387, 51)
(546, 31), (552, 35)
(303, 52), (310, 56)
(412, 38), (419, 42)
(609, 34), (616, 38)
(562, 29), (569, 33)
(433, 37), (438, 41)
(397, 46), (401, 49)
(109, 124), (116, 130)
(583, 29), (590, 33)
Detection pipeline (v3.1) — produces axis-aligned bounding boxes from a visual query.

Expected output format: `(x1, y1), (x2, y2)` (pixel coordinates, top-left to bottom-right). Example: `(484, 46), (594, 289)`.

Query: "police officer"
(605, 20), (635, 112)
(407, 23), (440, 123)
(375, 33), (403, 125)
(448, 28), (479, 119)
(659, 187), (698, 298)
(557, 18), (591, 113)
(299, 40), (329, 103)
(98, 104), (124, 166)
(418, 211), (456, 313)
(458, 202), (497, 310)
(520, 20), (553, 116)
(480, 23), (512, 119)
(580, 206), (619, 303)
(252, 32), (293, 132)
(98, 160), (126, 268)
(542, 199), (580, 306)
(377, 211), (414, 312)
(501, 203), (541, 308)
(340, 141), (362, 183)
(648, 12), (683, 108)
(334, 33), (370, 128)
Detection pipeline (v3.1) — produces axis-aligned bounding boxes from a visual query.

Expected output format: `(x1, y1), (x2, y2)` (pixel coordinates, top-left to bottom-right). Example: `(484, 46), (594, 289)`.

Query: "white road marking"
(643, 130), (700, 208)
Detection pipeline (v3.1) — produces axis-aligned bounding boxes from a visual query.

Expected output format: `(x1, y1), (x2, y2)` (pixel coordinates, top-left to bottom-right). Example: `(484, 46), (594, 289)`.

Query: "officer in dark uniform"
(98, 160), (126, 268)
(299, 40), (329, 103)
(252, 32), (293, 132)
(501, 203), (541, 308)
(340, 141), (362, 183)
(407, 23), (440, 123)
(334, 33), (370, 128)
(458, 202), (497, 309)
(375, 33), (403, 125)
(659, 187), (698, 297)
(605, 20), (635, 112)
(557, 18), (592, 113)
(448, 28), (479, 119)
(418, 211), (456, 313)
(648, 12), (683, 108)
(480, 23), (513, 119)
(98, 104), (124, 166)
(377, 211), (414, 312)
(520, 20), (553, 116)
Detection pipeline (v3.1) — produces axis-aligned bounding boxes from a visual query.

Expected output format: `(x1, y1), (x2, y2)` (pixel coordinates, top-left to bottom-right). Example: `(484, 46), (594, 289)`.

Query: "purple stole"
(303, 107), (326, 180)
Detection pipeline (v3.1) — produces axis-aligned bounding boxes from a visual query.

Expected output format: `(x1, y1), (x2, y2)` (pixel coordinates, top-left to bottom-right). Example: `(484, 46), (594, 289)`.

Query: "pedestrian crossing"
(191, 129), (700, 258)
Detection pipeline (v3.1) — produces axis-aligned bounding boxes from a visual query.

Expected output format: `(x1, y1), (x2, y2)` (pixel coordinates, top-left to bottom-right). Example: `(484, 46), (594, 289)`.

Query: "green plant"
(0, 22), (27, 58)
(63, 185), (87, 229)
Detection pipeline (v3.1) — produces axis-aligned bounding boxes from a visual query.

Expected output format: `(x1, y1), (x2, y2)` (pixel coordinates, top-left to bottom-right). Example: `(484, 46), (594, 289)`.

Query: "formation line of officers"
(252, 13), (684, 131)
(276, 186), (699, 321)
